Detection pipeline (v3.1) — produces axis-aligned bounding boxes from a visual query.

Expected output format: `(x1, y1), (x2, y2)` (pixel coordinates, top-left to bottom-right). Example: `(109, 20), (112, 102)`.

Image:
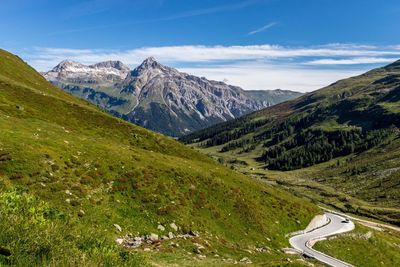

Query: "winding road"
(289, 213), (355, 267)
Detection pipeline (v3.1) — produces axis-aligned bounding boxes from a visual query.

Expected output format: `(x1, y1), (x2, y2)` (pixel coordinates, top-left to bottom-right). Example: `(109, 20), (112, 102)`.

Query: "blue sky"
(1, 0), (400, 92)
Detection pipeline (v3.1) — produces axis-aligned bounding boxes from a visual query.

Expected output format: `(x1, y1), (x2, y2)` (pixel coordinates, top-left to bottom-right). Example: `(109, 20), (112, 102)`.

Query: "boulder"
(148, 233), (159, 242)
(168, 232), (175, 239)
(113, 224), (122, 232)
(169, 222), (178, 231)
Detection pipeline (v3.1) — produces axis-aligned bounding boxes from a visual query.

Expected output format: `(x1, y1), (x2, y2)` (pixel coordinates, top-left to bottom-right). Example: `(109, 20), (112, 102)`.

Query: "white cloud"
(180, 63), (367, 92)
(21, 43), (400, 92)
(248, 22), (277, 35)
(305, 57), (400, 65)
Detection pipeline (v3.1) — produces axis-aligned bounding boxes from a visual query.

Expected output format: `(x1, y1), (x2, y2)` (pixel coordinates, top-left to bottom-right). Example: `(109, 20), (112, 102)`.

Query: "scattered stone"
(161, 235), (169, 240)
(168, 232), (175, 239)
(170, 242), (179, 247)
(78, 209), (85, 217)
(113, 224), (122, 232)
(143, 248), (151, 252)
(255, 247), (269, 253)
(189, 230), (199, 237)
(170, 222), (178, 231)
(281, 248), (299, 254)
(148, 233), (159, 242)
(240, 257), (252, 264)
(193, 243), (205, 254)
(116, 238), (124, 245)
(157, 224), (165, 231)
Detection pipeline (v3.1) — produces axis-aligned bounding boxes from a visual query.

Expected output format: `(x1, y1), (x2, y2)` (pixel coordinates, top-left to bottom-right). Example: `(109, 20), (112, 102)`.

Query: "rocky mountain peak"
(91, 60), (130, 72)
(52, 60), (84, 72)
(134, 57), (167, 73)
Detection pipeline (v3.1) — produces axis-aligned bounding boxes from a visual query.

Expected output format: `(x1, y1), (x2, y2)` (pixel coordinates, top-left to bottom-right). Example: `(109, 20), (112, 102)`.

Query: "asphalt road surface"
(289, 212), (355, 267)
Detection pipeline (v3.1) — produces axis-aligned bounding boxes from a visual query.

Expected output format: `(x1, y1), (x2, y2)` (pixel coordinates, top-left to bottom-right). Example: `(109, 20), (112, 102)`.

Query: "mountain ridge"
(43, 57), (302, 136)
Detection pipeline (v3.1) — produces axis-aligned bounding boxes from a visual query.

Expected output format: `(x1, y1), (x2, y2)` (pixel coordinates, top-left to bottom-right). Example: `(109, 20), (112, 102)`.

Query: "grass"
(314, 224), (400, 267)
(0, 49), (320, 266)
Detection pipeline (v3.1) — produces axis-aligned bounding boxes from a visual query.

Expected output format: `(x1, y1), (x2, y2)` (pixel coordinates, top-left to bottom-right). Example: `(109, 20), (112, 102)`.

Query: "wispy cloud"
(305, 57), (399, 65)
(46, 0), (263, 36)
(21, 43), (400, 92)
(248, 22), (277, 35)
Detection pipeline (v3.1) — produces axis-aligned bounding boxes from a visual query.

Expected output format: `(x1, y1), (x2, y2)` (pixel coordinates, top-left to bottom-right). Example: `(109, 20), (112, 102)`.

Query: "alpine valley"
(43, 58), (301, 136)
(182, 60), (400, 227)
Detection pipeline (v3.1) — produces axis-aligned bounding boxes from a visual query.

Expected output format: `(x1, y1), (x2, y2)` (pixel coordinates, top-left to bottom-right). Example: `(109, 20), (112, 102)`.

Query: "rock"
(161, 235), (169, 240)
(189, 230), (199, 237)
(126, 237), (142, 248)
(78, 209), (85, 217)
(169, 222), (178, 231)
(168, 232), (175, 239)
(116, 238), (124, 245)
(281, 248), (299, 254)
(157, 224), (165, 231)
(193, 243), (205, 254)
(239, 257), (252, 264)
(171, 242), (180, 247)
(143, 248), (151, 252)
(148, 233), (159, 242)
(197, 254), (206, 259)
(255, 247), (269, 253)
(113, 224), (122, 232)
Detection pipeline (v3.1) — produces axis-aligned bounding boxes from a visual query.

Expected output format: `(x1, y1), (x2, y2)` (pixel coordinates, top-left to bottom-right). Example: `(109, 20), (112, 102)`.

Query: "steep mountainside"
(43, 57), (302, 136)
(182, 60), (400, 225)
(0, 49), (317, 266)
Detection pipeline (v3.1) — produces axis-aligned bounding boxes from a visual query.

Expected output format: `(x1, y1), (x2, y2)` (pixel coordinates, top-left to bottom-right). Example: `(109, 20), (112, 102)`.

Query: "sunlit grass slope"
(0, 49), (318, 266)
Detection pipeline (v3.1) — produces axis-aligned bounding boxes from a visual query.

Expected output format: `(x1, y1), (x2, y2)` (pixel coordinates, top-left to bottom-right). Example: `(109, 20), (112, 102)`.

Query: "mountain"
(43, 58), (302, 136)
(0, 49), (317, 266)
(181, 60), (400, 225)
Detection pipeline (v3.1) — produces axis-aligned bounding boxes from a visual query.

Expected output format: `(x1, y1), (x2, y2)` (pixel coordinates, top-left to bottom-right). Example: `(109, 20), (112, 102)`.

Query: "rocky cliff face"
(43, 58), (302, 136)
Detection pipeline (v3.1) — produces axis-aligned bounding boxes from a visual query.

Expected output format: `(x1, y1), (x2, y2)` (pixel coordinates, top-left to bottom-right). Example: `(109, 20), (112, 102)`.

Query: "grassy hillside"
(181, 60), (400, 225)
(0, 49), (319, 266)
(314, 224), (400, 267)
